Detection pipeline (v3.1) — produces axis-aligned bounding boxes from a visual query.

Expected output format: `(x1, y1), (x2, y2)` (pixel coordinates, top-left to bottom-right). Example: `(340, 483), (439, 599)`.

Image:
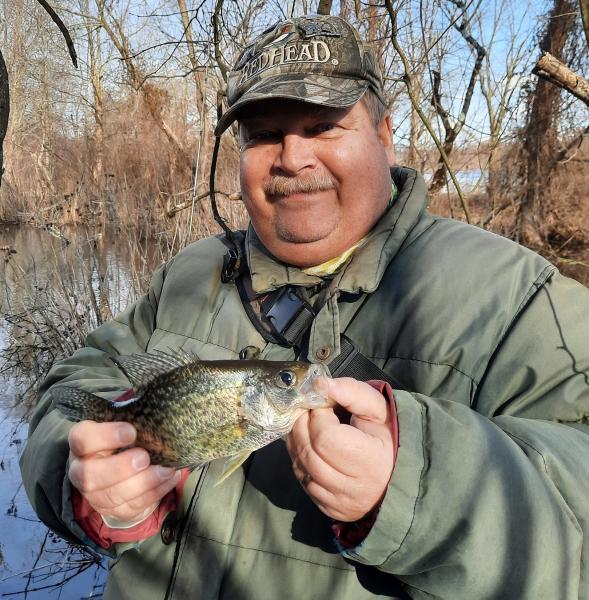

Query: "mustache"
(264, 171), (337, 196)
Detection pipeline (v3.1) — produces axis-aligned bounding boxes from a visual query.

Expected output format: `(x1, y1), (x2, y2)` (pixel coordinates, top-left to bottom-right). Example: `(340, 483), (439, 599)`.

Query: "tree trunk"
(317, 0), (333, 15)
(580, 0), (589, 49)
(86, 8), (104, 185)
(0, 49), (9, 187)
(177, 0), (209, 188)
(97, 1), (192, 171)
(519, 0), (576, 246)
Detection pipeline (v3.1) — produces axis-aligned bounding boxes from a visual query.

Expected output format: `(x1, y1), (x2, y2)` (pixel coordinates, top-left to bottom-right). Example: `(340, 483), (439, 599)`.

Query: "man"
(20, 14), (589, 600)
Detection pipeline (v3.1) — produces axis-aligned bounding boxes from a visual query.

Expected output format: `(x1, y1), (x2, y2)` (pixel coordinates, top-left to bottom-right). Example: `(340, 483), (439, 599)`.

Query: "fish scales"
(52, 353), (333, 480)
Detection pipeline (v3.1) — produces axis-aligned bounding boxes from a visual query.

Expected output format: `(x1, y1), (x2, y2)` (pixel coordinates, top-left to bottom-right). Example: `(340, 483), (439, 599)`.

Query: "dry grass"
(429, 135), (589, 285)
(1, 84), (588, 287)
(0, 231), (164, 411)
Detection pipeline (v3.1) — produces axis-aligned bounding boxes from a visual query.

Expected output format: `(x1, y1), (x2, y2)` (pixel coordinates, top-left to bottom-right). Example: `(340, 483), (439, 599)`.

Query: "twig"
(550, 256), (589, 269)
(384, 0), (471, 223)
(549, 125), (589, 169)
(479, 198), (520, 228)
(213, 0), (228, 84)
(429, 0), (486, 195)
(165, 190), (240, 218)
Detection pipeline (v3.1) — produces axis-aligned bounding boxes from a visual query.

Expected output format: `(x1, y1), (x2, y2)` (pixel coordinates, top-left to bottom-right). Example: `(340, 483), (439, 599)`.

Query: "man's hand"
(68, 421), (181, 525)
(286, 377), (395, 522)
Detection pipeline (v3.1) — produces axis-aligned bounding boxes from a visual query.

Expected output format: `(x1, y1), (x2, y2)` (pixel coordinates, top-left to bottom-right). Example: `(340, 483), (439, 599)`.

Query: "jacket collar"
(246, 167), (428, 295)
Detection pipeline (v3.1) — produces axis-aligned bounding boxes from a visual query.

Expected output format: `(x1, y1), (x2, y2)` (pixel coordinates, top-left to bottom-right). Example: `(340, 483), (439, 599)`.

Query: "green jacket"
(20, 168), (589, 599)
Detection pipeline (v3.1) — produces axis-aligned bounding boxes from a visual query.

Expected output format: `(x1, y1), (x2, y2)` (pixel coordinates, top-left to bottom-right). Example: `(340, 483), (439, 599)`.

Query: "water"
(424, 168), (489, 192)
(0, 226), (162, 598)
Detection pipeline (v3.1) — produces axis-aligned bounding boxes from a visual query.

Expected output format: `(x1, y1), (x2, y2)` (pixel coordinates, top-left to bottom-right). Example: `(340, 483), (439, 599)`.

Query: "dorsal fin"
(112, 349), (198, 389)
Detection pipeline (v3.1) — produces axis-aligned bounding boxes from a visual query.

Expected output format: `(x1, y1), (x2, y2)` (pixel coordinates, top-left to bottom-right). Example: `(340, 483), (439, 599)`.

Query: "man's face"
(238, 98), (395, 268)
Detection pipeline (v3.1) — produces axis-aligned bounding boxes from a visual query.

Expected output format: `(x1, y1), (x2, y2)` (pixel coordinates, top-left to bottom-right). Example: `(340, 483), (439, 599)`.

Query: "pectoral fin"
(215, 450), (252, 486)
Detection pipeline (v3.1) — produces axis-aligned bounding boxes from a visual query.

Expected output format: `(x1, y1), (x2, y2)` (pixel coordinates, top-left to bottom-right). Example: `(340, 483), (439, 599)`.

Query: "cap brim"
(215, 75), (369, 136)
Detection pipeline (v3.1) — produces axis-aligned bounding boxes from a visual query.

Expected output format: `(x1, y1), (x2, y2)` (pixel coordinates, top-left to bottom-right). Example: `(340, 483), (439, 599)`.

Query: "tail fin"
(51, 386), (107, 422)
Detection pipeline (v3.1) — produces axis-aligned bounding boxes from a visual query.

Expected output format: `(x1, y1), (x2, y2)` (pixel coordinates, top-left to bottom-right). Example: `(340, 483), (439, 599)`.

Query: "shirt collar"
(246, 168), (427, 295)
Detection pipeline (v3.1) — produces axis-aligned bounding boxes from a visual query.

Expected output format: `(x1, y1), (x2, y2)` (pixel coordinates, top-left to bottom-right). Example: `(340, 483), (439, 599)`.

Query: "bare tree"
(581, 0), (589, 46)
(519, 0), (577, 246)
(428, 0), (486, 195)
(95, 0), (193, 170)
(477, 0), (537, 212)
(79, 0), (106, 183)
(317, 0), (334, 15)
(0, 0), (76, 188)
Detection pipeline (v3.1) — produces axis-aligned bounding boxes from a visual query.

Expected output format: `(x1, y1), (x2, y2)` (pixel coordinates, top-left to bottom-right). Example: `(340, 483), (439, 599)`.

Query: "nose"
(273, 133), (317, 176)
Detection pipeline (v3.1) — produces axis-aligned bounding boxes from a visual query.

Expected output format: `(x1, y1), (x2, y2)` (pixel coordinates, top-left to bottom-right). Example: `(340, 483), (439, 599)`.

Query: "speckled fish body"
(52, 351), (332, 475)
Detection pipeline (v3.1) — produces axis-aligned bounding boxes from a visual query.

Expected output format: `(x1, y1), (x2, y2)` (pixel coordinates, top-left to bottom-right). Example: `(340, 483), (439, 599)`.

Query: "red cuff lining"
(72, 468), (190, 549)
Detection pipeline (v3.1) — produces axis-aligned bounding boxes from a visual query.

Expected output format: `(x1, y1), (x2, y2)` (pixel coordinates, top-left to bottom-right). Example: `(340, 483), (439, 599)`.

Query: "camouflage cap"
(215, 15), (386, 135)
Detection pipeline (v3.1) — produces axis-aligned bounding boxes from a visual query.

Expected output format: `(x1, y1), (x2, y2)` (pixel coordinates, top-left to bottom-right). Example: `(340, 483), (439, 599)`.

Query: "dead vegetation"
(0, 0), (587, 282)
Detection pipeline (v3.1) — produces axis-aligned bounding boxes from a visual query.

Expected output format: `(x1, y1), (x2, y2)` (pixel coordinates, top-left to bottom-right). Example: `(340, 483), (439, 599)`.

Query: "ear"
(377, 115), (396, 166)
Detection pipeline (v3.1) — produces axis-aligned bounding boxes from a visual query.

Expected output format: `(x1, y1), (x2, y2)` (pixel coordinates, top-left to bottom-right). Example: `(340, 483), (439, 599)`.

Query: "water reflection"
(0, 225), (163, 598)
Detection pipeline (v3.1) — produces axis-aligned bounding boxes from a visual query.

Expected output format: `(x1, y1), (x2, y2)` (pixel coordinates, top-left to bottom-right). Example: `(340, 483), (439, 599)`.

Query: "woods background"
(0, 4), (587, 595)
(0, 0), (588, 280)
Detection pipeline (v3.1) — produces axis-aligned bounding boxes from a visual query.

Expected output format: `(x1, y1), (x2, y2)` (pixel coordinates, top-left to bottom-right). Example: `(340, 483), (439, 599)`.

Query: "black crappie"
(52, 350), (332, 481)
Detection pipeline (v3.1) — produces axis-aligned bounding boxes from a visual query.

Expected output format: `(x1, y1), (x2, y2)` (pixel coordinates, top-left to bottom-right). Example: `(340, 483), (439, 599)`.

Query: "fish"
(51, 350), (333, 482)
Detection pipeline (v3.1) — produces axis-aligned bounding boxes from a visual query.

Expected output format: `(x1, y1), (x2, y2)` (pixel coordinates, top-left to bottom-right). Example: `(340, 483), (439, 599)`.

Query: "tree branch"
(580, 0), (589, 49)
(549, 124), (589, 169)
(533, 51), (589, 106)
(166, 190), (240, 217)
(35, 0), (78, 68)
(429, 0), (486, 194)
(0, 49), (9, 187)
(213, 0), (229, 84)
(384, 0), (471, 223)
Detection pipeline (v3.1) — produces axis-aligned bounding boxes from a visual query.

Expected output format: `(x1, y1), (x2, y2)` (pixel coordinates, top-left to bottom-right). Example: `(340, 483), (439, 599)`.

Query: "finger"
(69, 421), (136, 458)
(69, 447), (154, 493)
(350, 414), (392, 439)
(85, 465), (180, 512)
(288, 415), (352, 489)
(93, 470), (182, 522)
(285, 410), (312, 459)
(302, 484), (351, 521)
(322, 378), (389, 424)
(286, 406), (338, 458)
(290, 445), (342, 490)
(305, 409), (393, 476)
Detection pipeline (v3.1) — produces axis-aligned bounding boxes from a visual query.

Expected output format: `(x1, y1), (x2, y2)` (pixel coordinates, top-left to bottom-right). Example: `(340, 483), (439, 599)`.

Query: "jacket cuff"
(332, 380), (399, 549)
(338, 389), (424, 564)
(71, 469), (190, 549)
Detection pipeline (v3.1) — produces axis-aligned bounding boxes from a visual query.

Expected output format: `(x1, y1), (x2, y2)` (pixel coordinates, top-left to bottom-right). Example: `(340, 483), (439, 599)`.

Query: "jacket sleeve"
(340, 271), (589, 599)
(19, 261), (169, 557)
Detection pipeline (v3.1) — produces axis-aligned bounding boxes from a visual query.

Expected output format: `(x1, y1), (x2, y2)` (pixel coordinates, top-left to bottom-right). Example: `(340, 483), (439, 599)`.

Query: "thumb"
(319, 377), (389, 424)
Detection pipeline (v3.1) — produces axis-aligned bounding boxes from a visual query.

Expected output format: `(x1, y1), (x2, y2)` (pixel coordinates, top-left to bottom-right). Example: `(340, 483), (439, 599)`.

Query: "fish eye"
(277, 369), (297, 388)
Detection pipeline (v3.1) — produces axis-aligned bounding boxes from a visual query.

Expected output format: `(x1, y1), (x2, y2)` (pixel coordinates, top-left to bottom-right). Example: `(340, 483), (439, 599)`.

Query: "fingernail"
(155, 465), (175, 480)
(132, 452), (149, 471)
(117, 424), (135, 445)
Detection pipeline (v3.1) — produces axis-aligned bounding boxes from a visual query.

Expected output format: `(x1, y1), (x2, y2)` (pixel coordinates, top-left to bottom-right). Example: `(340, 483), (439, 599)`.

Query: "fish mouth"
(298, 363), (333, 409)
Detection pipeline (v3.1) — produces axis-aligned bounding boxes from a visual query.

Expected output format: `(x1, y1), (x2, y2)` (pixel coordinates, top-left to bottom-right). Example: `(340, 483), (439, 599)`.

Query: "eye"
(312, 123), (335, 134)
(244, 130), (281, 145)
(277, 369), (297, 388)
